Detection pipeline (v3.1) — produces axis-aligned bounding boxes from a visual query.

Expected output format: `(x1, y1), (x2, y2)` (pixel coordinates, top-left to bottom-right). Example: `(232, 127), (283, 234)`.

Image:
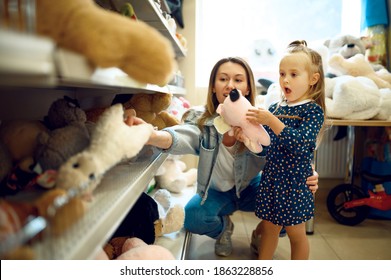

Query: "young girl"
(246, 40), (326, 260)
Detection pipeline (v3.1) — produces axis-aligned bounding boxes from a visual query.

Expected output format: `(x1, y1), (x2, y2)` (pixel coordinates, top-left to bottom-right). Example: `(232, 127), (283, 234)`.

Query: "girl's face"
(213, 61), (249, 104)
(279, 52), (316, 103)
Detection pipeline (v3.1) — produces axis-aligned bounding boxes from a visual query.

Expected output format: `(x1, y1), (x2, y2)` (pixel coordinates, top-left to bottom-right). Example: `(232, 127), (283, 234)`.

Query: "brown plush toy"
(36, 0), (177, 86)
(0, 120), (48, 185)
(0, 188), (85, 259)
(122, 93), (180, 130)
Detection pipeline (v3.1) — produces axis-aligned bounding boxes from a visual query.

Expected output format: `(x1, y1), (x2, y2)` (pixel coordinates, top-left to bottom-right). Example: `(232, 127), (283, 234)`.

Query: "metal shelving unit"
(32, 152), (168, 259)
(0, 0), (185, 259)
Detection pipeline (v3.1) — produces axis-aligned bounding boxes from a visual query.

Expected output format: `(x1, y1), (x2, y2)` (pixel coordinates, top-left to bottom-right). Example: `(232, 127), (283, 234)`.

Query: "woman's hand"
(125, 114), (147, 126)
(232, 126), (246, 143)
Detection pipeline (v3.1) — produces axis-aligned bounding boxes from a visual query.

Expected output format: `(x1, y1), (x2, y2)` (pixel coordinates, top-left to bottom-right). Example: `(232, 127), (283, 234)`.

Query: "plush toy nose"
(347, 43), (355, 48)
(229, 89), (240, 102)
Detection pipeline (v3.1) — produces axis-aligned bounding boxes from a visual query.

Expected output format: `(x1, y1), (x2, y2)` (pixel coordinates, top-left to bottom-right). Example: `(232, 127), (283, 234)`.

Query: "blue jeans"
(184, 175), (261, 239)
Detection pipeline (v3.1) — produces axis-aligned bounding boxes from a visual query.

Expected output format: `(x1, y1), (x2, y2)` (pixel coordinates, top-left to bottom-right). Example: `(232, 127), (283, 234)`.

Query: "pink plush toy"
(215, 89), (270, 153)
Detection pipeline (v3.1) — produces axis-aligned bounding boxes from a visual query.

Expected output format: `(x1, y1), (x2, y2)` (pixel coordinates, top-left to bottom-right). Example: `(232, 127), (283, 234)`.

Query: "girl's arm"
(246, 108), (285, 135)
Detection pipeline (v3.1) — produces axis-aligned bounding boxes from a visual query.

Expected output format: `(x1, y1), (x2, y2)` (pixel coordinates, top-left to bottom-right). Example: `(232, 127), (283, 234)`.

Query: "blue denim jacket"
(162, 107), (266, 204)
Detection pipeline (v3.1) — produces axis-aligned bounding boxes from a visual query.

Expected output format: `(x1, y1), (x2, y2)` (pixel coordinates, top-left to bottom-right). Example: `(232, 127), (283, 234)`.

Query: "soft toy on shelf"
(214, 89), (270, 153)
(55, 104), (154, 199)
(155, 155), (197, 193)
(36, 0), (176, 86)
(265, 75), (391, 121)
(0, 188), (85, 259)
(34, 97), (91, 174)
(328, 53), (391, 89)
(118, 93), (180, 130)
(167, 96), (191, 122)
(97, 237), (175, 260)
(101, 190), (184, 259)
(323, 34), (385, 76)
(325, 75), (382, 120)
(0, 119), (49, 194)
(324, 34), (366, 60)
(152, 189), (185, 238)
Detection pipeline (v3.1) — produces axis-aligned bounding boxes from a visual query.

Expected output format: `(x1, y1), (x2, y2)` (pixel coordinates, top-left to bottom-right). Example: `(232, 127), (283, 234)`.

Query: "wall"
(176, 0), (199, 169)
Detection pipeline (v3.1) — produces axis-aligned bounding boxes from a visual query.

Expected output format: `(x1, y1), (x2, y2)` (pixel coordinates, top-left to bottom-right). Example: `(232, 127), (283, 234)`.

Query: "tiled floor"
(185, 178), (391, 260)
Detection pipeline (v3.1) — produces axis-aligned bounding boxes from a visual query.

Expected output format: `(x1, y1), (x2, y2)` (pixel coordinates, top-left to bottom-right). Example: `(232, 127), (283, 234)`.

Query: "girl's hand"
(246, 108), (272, 126)
(306, 170), (319, 194)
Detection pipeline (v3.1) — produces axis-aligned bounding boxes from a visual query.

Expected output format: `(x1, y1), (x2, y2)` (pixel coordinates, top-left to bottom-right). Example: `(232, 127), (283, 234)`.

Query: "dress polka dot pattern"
(255, 101), (324, 226)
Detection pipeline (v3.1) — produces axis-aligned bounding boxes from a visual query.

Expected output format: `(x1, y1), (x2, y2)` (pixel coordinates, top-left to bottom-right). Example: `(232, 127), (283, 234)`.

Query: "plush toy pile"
(263, 35), (391, 121)
(36, 0), (176, 86)
(1, 0), (181, 259)
(323, 35), (391, 120)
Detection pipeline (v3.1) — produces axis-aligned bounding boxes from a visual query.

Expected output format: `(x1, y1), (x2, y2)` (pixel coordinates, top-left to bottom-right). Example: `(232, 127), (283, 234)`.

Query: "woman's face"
(213, 61), (249, 104)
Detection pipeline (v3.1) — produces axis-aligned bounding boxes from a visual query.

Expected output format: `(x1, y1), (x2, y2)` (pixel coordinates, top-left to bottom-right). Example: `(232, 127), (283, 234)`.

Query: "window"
(196, 0), (362, 86)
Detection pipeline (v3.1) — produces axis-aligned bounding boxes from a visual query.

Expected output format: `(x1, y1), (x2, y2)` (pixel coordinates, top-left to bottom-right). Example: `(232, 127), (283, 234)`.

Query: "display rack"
(0, 0), (187, 259)
(32, 152), (168, 260)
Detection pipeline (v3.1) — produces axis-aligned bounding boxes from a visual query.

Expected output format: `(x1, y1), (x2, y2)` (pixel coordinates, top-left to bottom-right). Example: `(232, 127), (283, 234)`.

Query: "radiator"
(315, 126), (348, 178)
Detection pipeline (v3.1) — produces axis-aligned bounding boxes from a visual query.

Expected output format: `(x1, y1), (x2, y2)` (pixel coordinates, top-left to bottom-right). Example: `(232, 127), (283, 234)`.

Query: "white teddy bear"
(155, 155), (197, 193)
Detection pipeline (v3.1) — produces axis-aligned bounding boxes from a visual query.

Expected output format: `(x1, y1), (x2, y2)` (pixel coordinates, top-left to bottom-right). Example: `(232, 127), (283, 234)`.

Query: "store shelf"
(0, 0), (186, 260)
(32, 151), (168, 260)
(0, 30), (186, 95)
(96, 0), (187, 58)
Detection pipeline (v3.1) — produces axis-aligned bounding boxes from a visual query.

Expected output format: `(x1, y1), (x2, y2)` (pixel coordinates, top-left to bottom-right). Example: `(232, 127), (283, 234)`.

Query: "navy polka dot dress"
(255, 100), (324, 226)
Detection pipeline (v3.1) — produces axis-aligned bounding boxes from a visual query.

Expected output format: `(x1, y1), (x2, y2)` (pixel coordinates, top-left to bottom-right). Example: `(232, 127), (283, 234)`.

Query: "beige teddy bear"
(328, 53), (391, 89)
(152, 189), (185, 238)
(36, 0), (176, 86)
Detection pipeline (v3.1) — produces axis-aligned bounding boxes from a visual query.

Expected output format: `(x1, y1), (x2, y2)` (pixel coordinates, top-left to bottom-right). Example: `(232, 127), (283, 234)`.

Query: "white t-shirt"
(210, 142), (236, 192)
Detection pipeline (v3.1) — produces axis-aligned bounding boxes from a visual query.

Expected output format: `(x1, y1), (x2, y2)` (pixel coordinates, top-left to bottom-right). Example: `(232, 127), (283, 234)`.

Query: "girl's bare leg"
(258, 220), (281, 260)
(285, 223), (309, 260)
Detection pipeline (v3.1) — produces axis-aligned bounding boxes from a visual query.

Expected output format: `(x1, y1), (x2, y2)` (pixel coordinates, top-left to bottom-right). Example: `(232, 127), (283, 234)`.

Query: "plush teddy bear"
(55, 103), (154, 199)
(35, 0), (176, 86)
(120, 93), (180, 130)
(155, 155), (197, 193)
(325, 75), (382, 120)
(324, 34), (386, 77)
(328, 53), (391, 89)
(324, 34), (366, 60)
(152, 189), (185, 238)
(0, 119), (49, 194)
(215, 89), (270, 153)
(34, 97), (91, 173)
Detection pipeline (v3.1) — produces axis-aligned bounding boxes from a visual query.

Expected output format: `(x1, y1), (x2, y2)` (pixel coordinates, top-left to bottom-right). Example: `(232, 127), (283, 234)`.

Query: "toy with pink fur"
(215, 89), (270, 153)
